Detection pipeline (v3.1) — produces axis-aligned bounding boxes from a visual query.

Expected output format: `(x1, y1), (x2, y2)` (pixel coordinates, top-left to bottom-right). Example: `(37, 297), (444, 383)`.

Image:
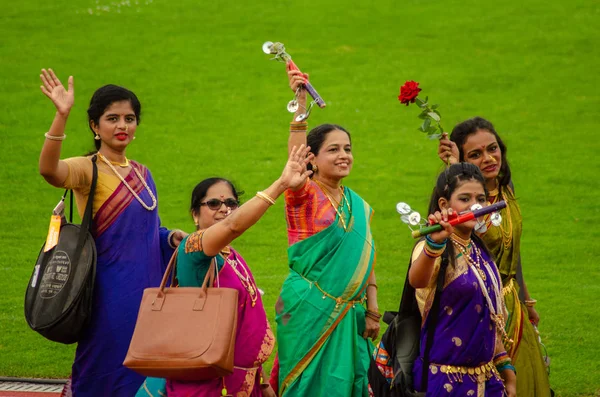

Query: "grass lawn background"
(0, 0), (598, 395)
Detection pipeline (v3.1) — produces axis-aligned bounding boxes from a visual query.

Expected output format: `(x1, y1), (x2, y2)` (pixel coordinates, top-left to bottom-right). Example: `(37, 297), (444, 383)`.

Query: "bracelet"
(45, 132), (66, 141)
(167, 229), (182, 250)
(256, 191), (276, 205)
(290, 122), (308, 133)
(367, 283), (378, 290)
(496, 363), (516, 374)
(493, 351), (510, 366)
(425, 234), (447, 250)
(423, 244), (445, 258)
(524, 299), (537, 307)
(366, 309), (382, 320)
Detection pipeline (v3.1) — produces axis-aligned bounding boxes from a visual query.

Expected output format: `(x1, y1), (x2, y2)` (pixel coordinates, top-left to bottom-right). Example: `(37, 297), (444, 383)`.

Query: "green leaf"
(428, 133), (442, 140)
(427, 125), (438, 133)
(427, 112), (440, 122)
(418, 110), (428, 119)
(421, 118), (431, 132)
(415, 97), (425, 106)
(431, 104), (439, 110)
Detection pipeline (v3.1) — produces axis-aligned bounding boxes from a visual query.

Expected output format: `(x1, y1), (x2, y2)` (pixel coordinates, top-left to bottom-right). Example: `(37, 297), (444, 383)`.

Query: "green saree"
(276, 187), (376, 397)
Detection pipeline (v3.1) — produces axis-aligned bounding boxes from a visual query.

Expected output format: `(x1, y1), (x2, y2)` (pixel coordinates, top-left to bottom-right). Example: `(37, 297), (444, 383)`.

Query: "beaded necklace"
(450, 235), (512, 346)
(314, 179), (351, 232)
(98, 152), (157, 211)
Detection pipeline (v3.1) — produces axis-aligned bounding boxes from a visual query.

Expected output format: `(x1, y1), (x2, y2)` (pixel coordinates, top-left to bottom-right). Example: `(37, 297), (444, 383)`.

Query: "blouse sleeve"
(284, 179), (310, 206)
(61, 157), (92, 190)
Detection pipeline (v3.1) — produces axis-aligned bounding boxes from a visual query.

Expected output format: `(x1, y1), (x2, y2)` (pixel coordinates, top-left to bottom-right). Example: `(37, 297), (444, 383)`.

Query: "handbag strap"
(420, 248), (449, 391)
(71, 155), (98, 265)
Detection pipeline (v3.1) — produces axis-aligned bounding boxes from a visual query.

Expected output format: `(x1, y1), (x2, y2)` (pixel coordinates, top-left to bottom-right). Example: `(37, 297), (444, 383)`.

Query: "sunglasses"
(200, 198), (239, 211)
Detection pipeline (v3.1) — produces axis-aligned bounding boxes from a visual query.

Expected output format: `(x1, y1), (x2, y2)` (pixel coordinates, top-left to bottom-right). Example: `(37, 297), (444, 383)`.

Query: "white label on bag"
(39, 251), (71, 299)
(31, 265), (40, 288)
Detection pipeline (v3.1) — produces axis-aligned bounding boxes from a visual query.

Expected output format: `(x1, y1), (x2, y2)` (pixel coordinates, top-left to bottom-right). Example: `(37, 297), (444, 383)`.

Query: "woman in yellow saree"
(274, 67), (380, 396)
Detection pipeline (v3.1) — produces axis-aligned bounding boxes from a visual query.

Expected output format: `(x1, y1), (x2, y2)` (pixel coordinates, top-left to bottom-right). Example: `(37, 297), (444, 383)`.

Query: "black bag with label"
(369, 249), (449, 397)
(24, 156), (98, 344)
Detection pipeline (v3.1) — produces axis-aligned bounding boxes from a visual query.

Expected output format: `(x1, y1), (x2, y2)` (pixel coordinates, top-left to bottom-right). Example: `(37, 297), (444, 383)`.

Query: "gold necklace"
(99, 153), (129, 167)
(98, 153), (157, 211)
(225, 254), (258, 307)
(314, 179), (350, 232)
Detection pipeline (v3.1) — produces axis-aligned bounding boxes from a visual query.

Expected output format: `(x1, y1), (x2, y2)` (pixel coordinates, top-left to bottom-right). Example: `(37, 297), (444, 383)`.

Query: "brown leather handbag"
(123, 251), (239, 381)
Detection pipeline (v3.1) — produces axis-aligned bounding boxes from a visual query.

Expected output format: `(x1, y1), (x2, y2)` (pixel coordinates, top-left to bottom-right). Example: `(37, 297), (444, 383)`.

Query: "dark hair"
(450, 117), (511, 187)
(87, 84), (142, 151)
(426, 162), (491, 265)
(306, 123), (351, 175)
(190, 178), (242, 217)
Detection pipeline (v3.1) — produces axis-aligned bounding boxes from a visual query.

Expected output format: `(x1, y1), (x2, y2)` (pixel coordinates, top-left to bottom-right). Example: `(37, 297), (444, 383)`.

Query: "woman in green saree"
(272, 67), (380, 396)
(437, 117), (552, 396)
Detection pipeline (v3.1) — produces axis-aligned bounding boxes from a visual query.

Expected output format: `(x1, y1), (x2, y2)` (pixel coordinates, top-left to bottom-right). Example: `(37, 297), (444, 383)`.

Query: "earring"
(94, 134), (101, 140)
(133, 136), (136, 140)
(313, 165), (318, 172)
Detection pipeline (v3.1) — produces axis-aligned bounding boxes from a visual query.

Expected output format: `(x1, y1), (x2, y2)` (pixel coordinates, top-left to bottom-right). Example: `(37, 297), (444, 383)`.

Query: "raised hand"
(427, 207), (455, 243)
(40, 69), (74, 115)
(279, 144), (313, 190)
(438, 132), (460, 165)
(287, 67), (308, 94)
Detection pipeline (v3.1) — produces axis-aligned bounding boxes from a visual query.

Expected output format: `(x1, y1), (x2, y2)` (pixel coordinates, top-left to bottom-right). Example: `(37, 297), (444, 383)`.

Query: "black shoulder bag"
(368, 248), (449, 397)
(24, 156), (98, 344)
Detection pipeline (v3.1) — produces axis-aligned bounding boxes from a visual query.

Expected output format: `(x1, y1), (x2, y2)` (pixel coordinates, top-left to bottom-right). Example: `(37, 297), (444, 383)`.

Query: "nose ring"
(125, 124), (129, 132)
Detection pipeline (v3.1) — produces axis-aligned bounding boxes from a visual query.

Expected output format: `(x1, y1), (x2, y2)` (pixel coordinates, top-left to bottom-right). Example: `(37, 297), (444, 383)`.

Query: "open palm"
(40, 68), (74, 115)
(280, 145), (313, 190)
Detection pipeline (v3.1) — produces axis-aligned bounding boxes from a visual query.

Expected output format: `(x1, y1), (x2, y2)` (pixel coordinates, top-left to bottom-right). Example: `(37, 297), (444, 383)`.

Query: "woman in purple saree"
(409, 163), (517, 396)
(38, 70), (185, 396)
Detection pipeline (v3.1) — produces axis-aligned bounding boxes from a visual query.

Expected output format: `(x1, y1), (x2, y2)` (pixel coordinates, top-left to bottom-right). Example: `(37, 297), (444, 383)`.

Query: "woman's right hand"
(427, 208), (454, 243)
(40, 69), (74, 116)
(438, 132), (459, 165)
(287, 66), (308, 94)
(279, 144), (313, 190)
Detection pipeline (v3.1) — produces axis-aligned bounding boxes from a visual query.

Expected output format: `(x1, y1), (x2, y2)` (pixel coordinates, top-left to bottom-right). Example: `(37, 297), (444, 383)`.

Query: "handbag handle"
(152, 251), (219, 312)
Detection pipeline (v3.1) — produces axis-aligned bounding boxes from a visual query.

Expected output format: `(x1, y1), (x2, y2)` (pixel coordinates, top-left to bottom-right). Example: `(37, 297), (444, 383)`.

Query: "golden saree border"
(94, 161), (148, 237)
(279, 303), (354, 396)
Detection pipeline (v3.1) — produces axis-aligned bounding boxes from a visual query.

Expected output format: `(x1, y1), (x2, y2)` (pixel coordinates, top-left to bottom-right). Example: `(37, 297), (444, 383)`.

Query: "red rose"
(398, 80), (422, 106)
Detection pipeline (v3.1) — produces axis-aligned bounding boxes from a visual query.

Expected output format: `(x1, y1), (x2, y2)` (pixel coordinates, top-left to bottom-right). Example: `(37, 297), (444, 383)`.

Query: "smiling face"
(439, 179), (487, 233)
(312, 129), (353, 181)
(461, 129), (502, 182)
(192, 181), (237, 230)
(91, 100), (138, 152)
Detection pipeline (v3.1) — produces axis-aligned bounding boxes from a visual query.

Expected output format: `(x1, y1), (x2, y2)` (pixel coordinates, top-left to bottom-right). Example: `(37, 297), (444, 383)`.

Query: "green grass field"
(1, 0), (599, 395)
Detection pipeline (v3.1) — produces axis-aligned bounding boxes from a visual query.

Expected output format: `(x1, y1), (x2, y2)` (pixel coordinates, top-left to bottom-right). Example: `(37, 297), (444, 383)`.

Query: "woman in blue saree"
(409, 163), (517, 396)
(270, 66), (380, 396)
(38, 69), (185, 396)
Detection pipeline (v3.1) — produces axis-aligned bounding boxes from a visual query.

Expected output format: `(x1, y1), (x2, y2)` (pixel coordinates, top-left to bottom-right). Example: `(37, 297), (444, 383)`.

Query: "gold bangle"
(367, 283), (378, 290)
(366, 309), (382, 319)
(524, 299), (537, 307)
(256, 191), (276, 205)
(44, 132), (66, 141)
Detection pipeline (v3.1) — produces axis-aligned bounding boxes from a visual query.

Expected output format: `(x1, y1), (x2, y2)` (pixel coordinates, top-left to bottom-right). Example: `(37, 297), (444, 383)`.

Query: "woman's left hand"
(261, 385), (277, 397)
(363, 316), (380, 340)
(504, 378), (517, 397)
(279, 144), (314, 190)
(527, 306), (540, 326)
(171, 230), (188, 248)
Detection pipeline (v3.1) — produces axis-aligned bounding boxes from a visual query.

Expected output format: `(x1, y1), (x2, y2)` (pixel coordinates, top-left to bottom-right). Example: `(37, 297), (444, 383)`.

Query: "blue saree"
(69, 161), (173, 396)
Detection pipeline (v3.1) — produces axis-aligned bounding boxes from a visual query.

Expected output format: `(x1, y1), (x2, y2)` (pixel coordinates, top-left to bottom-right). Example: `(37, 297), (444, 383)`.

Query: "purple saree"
(412, 240), (505, 397)
(166, 246), (274, 397)
(70, 161), (173, 396)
